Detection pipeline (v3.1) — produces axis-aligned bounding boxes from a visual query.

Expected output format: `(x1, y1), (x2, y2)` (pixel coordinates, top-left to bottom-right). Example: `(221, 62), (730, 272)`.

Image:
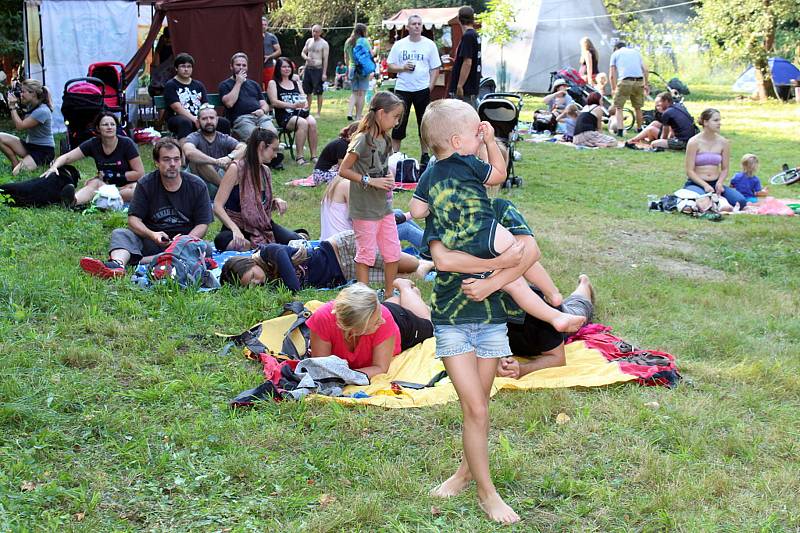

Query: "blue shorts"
(349, 67), (369, 91)
(434, 323), (512, 359)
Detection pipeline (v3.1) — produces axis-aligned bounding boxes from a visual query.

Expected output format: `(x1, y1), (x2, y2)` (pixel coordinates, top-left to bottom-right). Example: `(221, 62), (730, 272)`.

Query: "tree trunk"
(754, 0), (776, 100)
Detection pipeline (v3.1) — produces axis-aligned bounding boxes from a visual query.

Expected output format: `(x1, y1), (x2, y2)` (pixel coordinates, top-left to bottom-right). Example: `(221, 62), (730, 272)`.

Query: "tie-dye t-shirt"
(413, 153), (503, 325)
(491, 198), (535, 324)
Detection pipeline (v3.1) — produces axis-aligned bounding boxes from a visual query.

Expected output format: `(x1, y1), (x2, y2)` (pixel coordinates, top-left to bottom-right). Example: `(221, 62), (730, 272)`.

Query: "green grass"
(1, 85), (799, 531)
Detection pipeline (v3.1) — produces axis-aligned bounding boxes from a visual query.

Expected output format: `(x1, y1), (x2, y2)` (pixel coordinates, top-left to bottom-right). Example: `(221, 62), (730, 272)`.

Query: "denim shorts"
(434, 323), (512, 359)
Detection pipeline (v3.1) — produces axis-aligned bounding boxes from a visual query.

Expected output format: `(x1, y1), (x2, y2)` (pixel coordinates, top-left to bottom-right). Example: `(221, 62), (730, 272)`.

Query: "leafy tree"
(0, 0), (24, 59)
(476, 0), (518, 91)
(694, 0), (800, 99)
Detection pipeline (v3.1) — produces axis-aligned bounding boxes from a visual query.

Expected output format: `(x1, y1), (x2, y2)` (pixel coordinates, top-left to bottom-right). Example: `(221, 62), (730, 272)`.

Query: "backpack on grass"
(147, 235), (219, 289)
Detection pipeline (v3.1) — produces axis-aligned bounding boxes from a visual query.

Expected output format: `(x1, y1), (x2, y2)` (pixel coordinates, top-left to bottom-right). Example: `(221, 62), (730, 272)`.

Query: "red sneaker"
(79, 257), (125, 279)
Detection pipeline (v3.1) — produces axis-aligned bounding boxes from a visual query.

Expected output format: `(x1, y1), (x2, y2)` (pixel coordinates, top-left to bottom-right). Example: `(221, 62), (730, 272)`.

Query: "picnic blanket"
(229, 301), (681, 409)
(736, 197), (798, 216)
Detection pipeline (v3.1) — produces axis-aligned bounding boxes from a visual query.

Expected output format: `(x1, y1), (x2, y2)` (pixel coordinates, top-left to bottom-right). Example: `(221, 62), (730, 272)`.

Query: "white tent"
(481, 0), (616, 93)
(23, 0), (141, 132)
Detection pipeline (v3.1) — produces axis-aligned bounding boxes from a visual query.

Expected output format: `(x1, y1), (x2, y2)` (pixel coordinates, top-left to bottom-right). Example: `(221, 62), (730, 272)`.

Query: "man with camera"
(218, 52), (276, 141)
(79, 139), (212, 279)
(387, 14), (441, 169)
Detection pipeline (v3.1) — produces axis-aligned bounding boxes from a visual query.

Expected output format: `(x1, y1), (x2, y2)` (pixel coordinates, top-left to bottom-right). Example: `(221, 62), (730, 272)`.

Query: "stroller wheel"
(502, 179), (512, 189)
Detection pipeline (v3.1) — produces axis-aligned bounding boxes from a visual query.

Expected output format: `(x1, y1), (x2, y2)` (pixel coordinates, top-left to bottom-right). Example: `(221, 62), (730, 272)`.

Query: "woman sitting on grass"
(572, 92), (618, 148)
(220, 230), (433, 292)
(681, 108), (746, 210)
(46, 112), (144, 206)
(0, 79), (55, 175)
(213, 128), (300, 251)
(305, 281), (433, 378)
(310, 122), (357, 185)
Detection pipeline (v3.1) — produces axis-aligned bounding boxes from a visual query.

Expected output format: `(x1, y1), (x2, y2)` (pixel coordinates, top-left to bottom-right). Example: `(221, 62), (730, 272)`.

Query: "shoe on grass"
(80, 257), (125, 279)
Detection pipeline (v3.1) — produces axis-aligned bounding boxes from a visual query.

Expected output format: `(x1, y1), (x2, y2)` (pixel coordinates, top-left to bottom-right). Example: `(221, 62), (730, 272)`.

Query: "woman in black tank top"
(267, 57), (319, 165)
(572, 92), (618, 147)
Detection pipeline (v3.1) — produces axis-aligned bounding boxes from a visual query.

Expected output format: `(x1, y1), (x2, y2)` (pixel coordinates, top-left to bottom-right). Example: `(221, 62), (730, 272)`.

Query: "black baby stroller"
(60, 77), (107, 154)
(477, 92), (523, 189)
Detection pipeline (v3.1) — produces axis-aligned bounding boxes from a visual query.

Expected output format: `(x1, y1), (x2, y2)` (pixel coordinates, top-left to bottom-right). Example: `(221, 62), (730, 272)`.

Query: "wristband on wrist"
(361, 175), (370, 187)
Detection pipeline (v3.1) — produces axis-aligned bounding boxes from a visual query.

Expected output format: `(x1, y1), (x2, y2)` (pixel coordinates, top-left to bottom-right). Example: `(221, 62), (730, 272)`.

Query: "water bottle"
(366, 79), (376, 103)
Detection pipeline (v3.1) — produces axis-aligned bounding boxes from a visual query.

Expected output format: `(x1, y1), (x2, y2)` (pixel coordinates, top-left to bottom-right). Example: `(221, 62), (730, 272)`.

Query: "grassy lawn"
(1, 85), (798, 531)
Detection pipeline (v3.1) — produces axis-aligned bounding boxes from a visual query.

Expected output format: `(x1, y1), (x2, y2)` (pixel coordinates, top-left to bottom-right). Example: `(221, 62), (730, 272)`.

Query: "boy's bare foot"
(12, 162), (23, 176)
(578, 274), (594, 304)
(478, 491), (520, 524)
(415, 259), (434, 279)
(552, 312), (586, 333)
(545, 291), (563, 307)
(430, 472), (472, 498)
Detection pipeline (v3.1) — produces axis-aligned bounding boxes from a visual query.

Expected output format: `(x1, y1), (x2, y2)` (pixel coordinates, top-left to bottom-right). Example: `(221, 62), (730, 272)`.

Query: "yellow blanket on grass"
(247, 300), (636, 409)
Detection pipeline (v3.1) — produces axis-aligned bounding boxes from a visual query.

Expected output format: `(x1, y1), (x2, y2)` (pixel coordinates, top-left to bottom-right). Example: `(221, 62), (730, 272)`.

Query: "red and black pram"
(87, 61), (128, 124)
(60, 77), (107, 153)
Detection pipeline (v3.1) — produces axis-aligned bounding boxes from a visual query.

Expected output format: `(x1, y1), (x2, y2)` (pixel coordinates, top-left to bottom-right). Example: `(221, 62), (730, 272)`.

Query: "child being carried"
(410, 99), (585, 334)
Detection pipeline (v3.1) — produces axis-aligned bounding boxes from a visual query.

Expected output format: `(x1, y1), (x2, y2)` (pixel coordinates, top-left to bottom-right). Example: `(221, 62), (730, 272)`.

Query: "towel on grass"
(231, 302), (680, 409)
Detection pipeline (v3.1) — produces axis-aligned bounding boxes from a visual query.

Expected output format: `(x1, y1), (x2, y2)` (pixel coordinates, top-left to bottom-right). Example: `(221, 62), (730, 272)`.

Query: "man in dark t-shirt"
(183, 106), (245, 196)
(625, 91), (696, 151)
(448, 6), (481, 109)
(163, 53), (230, 143)
(218, 52), (276, 141)
(79, 139), (213, 279)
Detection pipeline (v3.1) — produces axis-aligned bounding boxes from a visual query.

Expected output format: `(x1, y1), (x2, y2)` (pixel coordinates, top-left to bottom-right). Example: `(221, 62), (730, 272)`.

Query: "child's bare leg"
(505, 277), (585, 333)
(355, 262), (370, 284)
(432, 353), (519, 524)
(383, 260), (398, 294)
(527, 262), (562, 306)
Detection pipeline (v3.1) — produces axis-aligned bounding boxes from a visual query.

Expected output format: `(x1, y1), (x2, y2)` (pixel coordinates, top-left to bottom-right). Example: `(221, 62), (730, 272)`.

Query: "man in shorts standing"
(609, 42), (649, 136)
(301, 25), (330, 116)
(387, 14), (441, 168)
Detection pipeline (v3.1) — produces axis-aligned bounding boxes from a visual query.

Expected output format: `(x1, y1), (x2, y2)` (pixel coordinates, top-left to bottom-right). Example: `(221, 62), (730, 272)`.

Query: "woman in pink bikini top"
(682, 108), (747, 210)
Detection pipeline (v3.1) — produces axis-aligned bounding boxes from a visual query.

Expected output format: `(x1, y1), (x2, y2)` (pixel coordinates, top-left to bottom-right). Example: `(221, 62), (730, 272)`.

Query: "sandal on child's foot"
(295, 157), (308, 166)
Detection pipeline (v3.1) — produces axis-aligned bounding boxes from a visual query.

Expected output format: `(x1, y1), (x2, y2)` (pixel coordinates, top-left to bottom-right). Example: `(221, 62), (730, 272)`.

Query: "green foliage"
(0, 0), (24, 58)
(693, 0), (800, 97)
(476, 0), (519, 91)
(1, 88), (799, 529)
(476, 0), (518, 49)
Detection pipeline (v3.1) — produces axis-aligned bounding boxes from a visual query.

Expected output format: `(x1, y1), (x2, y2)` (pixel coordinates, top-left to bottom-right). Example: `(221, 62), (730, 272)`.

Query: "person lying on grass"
(80, 138), (212, 279)
(305, 280), (433, 379)
(219, 230), (433, 291)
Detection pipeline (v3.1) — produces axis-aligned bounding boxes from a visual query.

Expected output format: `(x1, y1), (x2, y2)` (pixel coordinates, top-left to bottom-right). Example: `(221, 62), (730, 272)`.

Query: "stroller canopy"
(732, 57), (800, 92)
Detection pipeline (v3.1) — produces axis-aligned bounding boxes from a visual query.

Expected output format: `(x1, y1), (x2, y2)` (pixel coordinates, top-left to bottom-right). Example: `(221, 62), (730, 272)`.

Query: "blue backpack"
(146, 235), (220, 289)
(353, 42), (376, 77)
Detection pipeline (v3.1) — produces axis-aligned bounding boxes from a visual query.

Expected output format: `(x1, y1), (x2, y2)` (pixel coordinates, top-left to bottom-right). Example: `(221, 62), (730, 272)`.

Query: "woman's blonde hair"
(332, 282), (379, 338)
(564, 103), (579, 117)
(20, 79), (53, 110)
(741, 153), (759, 176)
(323, 174), (346, 203)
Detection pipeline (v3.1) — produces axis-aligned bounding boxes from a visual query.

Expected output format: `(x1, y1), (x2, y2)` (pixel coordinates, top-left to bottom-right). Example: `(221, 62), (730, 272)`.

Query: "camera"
(10, 81), (21, 100)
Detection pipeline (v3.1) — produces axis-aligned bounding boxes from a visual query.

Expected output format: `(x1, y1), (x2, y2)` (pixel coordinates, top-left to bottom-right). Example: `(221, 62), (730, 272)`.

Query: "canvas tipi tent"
(481, 0), (616, 93)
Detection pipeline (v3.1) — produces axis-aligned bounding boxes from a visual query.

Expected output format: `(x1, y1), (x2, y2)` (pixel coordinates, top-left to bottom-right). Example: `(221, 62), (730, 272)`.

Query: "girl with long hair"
(337, 91), (404, 294)
(213, 128), (300, 250)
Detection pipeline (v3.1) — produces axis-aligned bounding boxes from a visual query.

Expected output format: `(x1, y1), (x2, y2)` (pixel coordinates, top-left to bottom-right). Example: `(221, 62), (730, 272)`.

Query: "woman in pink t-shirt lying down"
(305, 280), (433, 378)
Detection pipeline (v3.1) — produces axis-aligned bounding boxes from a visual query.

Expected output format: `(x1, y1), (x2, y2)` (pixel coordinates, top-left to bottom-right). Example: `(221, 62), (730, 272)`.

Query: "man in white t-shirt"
(387, 14), (441, 167)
